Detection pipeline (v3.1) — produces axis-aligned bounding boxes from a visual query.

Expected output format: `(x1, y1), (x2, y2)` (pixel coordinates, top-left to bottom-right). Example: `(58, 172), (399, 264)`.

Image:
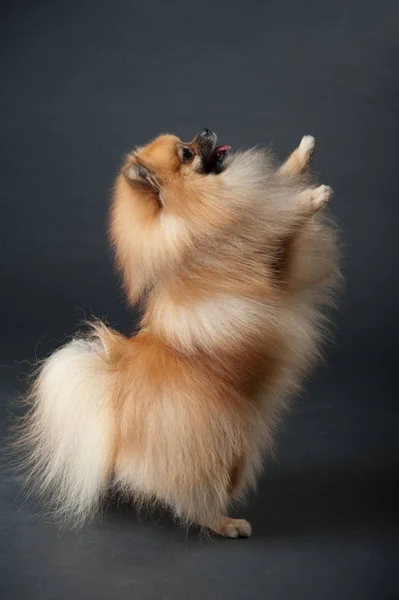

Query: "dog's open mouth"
(203, 144), (231, 174)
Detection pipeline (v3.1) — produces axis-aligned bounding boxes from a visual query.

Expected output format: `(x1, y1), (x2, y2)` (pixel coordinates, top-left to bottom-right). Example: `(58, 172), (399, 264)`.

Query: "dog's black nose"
(199, 128), (212, 138)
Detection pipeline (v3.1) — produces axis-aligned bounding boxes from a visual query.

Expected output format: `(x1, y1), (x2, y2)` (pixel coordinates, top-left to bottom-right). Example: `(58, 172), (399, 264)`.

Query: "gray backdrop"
(1, 1), (398, 599)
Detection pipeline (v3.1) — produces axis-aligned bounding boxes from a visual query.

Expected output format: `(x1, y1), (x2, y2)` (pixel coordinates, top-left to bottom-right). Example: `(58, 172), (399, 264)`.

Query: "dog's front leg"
(279, 135), (315, 176)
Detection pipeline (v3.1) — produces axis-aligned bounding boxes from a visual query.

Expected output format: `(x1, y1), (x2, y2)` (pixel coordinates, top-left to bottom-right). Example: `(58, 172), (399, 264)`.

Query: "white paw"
(298, 135), (315, 164)
(311, 184), (333, 211)
(221, 518), (252, 539)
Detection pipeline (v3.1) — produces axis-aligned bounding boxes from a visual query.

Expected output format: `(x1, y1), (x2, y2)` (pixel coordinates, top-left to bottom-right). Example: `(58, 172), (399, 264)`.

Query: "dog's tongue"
(215, 145), (231, 154)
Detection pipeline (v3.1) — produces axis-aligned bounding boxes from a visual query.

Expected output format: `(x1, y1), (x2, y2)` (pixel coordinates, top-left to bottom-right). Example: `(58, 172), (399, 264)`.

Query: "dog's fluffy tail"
(16, 324), (117, 527)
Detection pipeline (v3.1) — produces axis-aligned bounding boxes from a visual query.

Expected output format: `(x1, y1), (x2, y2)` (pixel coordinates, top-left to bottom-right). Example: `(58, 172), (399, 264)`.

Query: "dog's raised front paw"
(298, 135), (315, 166)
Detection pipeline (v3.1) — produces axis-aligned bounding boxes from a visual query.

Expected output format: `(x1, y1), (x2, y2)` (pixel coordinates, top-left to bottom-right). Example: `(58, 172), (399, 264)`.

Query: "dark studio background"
(1, 1), (398, 599)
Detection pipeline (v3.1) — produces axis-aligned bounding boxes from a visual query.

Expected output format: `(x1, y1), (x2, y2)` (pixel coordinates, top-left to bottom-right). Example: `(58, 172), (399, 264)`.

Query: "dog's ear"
(124, 159), (160, 192)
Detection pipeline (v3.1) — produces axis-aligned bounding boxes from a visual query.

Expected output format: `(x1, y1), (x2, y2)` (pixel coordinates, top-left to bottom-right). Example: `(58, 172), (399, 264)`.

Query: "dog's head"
(122, 129), (231, 215)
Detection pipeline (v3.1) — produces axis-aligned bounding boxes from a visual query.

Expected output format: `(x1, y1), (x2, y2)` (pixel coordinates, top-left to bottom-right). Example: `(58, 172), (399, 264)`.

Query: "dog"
(16, 129), (339, 537)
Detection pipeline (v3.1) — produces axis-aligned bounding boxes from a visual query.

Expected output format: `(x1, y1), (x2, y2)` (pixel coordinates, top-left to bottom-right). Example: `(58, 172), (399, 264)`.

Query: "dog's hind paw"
(211, 516), (252, 539)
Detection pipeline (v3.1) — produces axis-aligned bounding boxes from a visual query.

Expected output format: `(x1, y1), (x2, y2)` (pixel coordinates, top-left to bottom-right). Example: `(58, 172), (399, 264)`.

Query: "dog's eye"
(181, 147), (195, 163)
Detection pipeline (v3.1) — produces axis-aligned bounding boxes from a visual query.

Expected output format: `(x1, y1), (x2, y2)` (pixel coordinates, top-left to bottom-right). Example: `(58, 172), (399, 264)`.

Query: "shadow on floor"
(242, 463), (398, 539)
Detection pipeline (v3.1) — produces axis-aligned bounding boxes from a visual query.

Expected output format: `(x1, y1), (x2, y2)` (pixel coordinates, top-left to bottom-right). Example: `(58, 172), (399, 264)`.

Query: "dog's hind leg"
(171, 467), (253, 539)
(198, 460), (253, 538)
(199, 458), (252, 538)
(205, 514), (252, 538)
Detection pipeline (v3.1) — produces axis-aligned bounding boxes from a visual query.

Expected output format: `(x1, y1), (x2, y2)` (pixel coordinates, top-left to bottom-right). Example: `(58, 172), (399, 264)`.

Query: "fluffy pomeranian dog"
(17, 129), (339, 538)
